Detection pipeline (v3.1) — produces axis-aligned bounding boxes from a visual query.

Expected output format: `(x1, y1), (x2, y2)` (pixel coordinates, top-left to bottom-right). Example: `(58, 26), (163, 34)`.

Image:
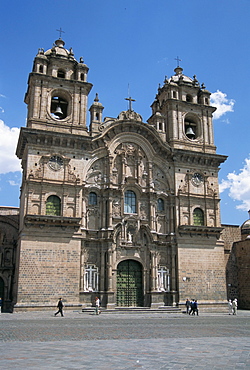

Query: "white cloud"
(8, 180), (20, 186)
(219, 157), (250, 211)
(0, 120), (21, 174)
(210, 90), (235, 120)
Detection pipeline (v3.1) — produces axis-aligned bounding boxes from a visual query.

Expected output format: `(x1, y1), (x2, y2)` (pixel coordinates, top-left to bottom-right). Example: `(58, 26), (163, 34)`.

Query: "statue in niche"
(112, 199), (121, 217)
(127, 232), (133, 243)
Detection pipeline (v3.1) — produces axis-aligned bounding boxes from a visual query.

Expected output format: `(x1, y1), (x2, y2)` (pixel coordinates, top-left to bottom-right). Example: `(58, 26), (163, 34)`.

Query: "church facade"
(14, 38), (228, 311)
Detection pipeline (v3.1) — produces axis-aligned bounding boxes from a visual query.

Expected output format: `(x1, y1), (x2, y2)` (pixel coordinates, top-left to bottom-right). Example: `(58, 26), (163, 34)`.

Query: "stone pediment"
(117, 110), (142, 122)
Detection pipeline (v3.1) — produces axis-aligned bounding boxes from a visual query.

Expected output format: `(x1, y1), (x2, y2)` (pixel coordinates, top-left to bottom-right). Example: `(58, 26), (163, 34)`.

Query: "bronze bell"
(54, 105), (63, 118)
(186, 126), (195, 139)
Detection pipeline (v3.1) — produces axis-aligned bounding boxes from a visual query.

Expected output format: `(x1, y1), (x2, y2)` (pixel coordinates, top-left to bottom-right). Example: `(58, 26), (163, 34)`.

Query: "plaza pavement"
(0, 309), (250, 369)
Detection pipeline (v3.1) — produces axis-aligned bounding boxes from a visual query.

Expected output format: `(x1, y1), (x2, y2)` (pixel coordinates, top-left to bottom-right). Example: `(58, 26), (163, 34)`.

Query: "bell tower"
(148, 66), (216, 154)
(25, 38), (92, 135)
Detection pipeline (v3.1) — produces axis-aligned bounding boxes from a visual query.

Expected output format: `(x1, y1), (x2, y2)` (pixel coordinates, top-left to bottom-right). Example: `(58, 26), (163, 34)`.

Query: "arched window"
(184, 114), (199, 140)
(39, 65), (44, 73)
(124, 190), (136, 213)
(57, 69), (66, 78)
(157, 198), (164, 212)
(89, 192), (97, 206)
(80, 73), (85, 81)
(50, 96), (68, 120)
(193, 208), (204, 226)
(46, 195), (61, 216)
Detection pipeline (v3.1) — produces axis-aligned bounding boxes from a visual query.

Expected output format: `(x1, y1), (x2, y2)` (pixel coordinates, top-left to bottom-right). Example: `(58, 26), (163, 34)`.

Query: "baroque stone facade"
(13, 38), (229, 310)
(0, 207), (19, 312)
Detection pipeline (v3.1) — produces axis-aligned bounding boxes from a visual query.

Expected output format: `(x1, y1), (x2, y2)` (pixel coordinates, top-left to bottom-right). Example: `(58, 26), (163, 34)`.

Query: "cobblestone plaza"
(0, 310), (250, 369)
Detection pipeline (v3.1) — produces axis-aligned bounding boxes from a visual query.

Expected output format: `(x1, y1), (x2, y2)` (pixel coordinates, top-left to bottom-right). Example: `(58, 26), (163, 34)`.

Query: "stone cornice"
(172, 149), (227, 168)
(16, 127), (93, 158)
(178, 225), (223, 238)
(24, 214), (81, 229)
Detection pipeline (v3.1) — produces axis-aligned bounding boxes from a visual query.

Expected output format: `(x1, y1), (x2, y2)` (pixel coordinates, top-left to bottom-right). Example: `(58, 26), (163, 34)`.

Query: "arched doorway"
(116, 260), (143, 307)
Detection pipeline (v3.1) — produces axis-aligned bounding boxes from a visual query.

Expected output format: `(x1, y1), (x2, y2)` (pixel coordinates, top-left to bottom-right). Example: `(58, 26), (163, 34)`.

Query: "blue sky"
(0, 0), (250, 226)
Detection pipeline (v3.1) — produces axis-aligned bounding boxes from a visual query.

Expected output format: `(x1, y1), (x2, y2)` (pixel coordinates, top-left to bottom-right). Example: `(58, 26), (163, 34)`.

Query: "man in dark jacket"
(54, 298), (64, 317)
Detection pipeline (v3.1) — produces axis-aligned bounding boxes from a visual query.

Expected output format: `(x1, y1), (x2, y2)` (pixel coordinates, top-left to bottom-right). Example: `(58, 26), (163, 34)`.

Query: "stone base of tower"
(177, 236), (228, 309)
(179, 300), (228, 313)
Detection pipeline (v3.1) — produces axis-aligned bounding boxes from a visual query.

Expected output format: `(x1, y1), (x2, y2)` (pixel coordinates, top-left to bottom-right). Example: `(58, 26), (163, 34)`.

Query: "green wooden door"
(117, 260), (143, 307)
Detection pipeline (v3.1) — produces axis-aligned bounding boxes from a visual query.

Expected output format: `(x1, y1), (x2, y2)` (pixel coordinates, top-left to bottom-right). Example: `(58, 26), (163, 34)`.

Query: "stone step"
(82, 306), (182, 314)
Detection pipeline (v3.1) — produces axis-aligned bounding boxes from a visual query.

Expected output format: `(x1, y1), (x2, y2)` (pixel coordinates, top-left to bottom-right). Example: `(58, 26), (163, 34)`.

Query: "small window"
(173, 91), (177, 99)
(57, 69), (66, 78)
(186, 94), (192, 102)
(95, 113), (99, 120)
(39, 65), (44, 73)
(89, 192), (97, 206)
(80, 73), (85, 81)
(193, 208), (204, 226)
(157, 198), (164, 212)
(124, 190), (136, 213)
(46, 195), (61, 216)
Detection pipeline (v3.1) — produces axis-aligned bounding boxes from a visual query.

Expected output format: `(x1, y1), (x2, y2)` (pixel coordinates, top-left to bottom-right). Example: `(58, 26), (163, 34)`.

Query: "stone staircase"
(82, 306), (182, 314)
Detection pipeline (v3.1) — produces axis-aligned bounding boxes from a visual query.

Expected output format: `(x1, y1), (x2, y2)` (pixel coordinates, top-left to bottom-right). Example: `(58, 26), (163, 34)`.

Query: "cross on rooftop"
(125, 96), (135, 111)
(56, 27), (65, 38)
(175, 56), (182, 67)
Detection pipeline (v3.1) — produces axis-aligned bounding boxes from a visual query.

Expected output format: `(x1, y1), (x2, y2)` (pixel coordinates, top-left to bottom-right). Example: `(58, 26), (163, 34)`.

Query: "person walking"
(185, 299), (191, 314)
(228, 299), (233, 315)
(95, 296), (101, 315)
(193, 300), (199, 315)
(0, 297), (2, 314)
(54, 298), (64, 317)
(232, 298), (238, 315)
(189, 299), (195, 315)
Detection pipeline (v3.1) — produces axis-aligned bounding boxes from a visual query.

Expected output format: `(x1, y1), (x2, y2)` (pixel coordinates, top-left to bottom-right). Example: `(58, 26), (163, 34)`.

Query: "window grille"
(157, 266), (170, 292)
(46, 195), (61, 216)
(84, 264), (99, 292)
(193, 208), (204, 226)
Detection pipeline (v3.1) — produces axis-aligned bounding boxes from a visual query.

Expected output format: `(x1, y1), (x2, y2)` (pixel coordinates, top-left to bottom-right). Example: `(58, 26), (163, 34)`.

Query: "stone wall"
(178, 243), (227, 304)
(233, 239), (250, 309)
(15, 226), (81, 310)
(221, 224), (241, 300)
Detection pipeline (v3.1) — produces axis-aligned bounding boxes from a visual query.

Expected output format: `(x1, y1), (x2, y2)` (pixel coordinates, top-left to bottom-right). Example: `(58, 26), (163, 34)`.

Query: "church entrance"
(116, 260), (143, 307)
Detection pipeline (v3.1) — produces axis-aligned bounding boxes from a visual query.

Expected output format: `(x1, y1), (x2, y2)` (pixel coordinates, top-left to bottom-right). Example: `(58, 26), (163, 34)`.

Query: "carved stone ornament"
(117, 110), (142, 122)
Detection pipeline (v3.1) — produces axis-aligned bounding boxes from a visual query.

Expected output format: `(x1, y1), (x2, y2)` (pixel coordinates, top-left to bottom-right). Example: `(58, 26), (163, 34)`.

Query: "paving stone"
(0, 310), (249, 369)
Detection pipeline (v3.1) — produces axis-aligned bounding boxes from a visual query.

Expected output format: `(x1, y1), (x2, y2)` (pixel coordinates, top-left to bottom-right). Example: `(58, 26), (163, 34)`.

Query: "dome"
(166, 66), (198, 86)
(241, 219), (250, 231)
(241, 214), (250, 239)
(44, 39), (76, 61)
